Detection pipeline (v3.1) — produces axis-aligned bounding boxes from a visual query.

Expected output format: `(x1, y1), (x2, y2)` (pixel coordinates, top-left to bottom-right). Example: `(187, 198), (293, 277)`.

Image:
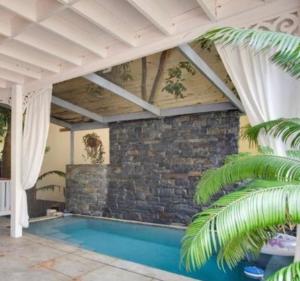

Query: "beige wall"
(239, 115), (258, 154)
(36, 124), (109, 202)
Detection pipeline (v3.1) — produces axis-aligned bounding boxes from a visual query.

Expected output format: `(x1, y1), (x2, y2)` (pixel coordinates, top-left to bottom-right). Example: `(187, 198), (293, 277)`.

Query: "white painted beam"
(126, 0), (175, 35)
(71, 0), (137, 46)
(0, 43), (61, 73)
(84, 73), (161, 116)
(23, 0), (300, 89)
(0, 60), (41, 80)
(15, 34), (82, 66)
(0, 78), (9, 88)
(50, 116), (72, 129)
(0, 69), (25, 84)
(161, 102), (235, 116)
(72, 121), (108, 131)
(196, 0), (217, 21)
(104, 111), (156, 123)
(178, 44), (244, 112)
(103, 102), (235, 123)
(10, 85), (23, 238)
(40, 18), (107, 58)
(52, 96), (105, 123)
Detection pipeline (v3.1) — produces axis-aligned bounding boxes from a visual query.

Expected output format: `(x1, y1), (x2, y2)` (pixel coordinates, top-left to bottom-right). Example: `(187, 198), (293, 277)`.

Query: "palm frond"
(197, 27), (300, 78)
(36, 184), (63, 192)
(182, 184), (300, 271)
(267, 262), (300, 281)
(37, 170), (66, 181)
(196, 155), (300, 204)
(217, 227), (275, 270)
(287, 150), (300, 160)
(244, 118), (300, 148)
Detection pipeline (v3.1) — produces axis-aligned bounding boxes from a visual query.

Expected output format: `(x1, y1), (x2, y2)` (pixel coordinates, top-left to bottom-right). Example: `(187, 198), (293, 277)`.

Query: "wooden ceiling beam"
(0, 69), (24, 84)
(21, 0), (299, 90)
(84, 73), (161, 116)
(0, 78), (9, 88)
(102, 102), (235, 123)
(178, 44), (244, 112)
(0, 44), (60, 73)
(40, 18), (107, 58)
(197, 0), (273, 20)
(50, 117), (72, 129)
(126, 0), (175, 35)
(0, 59), (41, 80)
(71, 121), (108, 131)
(71, 0), (137, 47)
(14, 34), (82, 66)
(196, 0), (217, 21)
(0, 1), (84, 68)
(52, 96), (106, 123)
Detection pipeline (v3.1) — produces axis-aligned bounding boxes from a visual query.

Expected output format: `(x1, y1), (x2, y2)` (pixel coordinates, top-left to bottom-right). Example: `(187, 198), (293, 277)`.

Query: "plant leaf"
(244, 118), (300, 149)
(182, 184), (300, 271)
(267, 262), (300, 281)
(196, 155), (300, 204)
(196, 27), (300, 78)
(37, 170), (66, 181)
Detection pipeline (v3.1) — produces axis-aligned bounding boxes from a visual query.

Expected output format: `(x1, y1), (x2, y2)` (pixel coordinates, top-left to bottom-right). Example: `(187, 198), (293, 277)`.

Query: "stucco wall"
(239, 115), (258, 154)
(36, 124), (110, 202)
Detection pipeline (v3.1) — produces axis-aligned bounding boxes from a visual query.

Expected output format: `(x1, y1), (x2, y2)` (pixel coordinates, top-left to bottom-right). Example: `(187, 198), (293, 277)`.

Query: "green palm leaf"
(244, 118), (300, 148)
(37, 170), (66, 181)
(182, 184), (300, 271)
(217, 227), (275, 269)
(196, 155), (300, 204)
(267, 262), (300, 281)
(197, 27), (300, 78)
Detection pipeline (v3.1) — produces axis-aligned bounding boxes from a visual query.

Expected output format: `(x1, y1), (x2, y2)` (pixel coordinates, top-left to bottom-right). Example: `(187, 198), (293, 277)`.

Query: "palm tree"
(182, 27), (300, 281)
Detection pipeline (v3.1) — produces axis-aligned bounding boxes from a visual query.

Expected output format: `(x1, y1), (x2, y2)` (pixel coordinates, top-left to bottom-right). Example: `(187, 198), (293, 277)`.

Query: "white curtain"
(217, 45), (300, 155)
(20, 87), (52, 227)
(217, 45), (300, 260)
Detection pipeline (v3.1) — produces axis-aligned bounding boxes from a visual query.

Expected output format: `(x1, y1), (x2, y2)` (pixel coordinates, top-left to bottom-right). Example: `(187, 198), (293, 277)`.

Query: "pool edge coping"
(30, 213), (187, 230)
(24, 231), (199, 281)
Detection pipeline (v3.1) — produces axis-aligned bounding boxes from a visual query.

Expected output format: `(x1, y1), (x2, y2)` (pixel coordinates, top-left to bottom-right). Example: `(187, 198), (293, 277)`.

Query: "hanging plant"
(82, 133), (105, 165)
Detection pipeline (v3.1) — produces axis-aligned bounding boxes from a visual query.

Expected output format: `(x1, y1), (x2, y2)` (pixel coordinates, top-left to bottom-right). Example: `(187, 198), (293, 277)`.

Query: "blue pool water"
(27, 216), (248, 280)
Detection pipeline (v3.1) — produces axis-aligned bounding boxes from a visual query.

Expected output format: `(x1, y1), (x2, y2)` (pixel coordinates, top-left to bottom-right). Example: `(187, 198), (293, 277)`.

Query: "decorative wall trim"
(248, 9), (299, 35)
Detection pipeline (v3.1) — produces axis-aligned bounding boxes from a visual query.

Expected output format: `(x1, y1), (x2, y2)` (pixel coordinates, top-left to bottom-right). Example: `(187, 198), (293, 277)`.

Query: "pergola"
(0, 0), (299, 238)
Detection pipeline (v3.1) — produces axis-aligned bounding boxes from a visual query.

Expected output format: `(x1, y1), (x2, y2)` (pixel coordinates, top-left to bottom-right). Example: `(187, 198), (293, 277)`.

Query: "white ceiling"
(0, 0), (298, 92)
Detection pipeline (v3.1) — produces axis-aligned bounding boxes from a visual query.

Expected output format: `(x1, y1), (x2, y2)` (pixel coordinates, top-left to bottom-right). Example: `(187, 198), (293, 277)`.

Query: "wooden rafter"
(52, 96), (106, 123)
(126, 0), (175, 35)
(178, 44), (245, 112)
(84, 73), (161, 116)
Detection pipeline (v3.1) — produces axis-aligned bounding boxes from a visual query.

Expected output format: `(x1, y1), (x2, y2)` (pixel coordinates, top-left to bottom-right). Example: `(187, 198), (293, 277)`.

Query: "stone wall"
(27, 188), (65, 218)
(65, 111), (240, 225)
(65, 165), (107, 216)
(107, 111), (239, 224)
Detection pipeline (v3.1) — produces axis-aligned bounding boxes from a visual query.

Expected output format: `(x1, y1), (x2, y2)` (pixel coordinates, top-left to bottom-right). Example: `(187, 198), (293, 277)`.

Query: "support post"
(70, 130), (74, 165)
(10, 85), (23, 238)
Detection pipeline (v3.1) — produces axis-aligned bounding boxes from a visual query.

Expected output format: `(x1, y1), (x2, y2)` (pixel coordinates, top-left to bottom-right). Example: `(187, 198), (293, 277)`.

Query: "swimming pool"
(27, 216), (248, 281)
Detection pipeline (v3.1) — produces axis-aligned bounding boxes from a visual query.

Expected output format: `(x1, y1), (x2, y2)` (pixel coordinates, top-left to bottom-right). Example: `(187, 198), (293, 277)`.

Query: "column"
(70, 130), (74, 164)
(10, 85), (23, 238)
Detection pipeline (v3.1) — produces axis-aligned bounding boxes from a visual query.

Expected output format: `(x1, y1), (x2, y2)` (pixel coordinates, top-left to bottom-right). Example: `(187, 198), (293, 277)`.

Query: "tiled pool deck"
(0, 217), (197, 281)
